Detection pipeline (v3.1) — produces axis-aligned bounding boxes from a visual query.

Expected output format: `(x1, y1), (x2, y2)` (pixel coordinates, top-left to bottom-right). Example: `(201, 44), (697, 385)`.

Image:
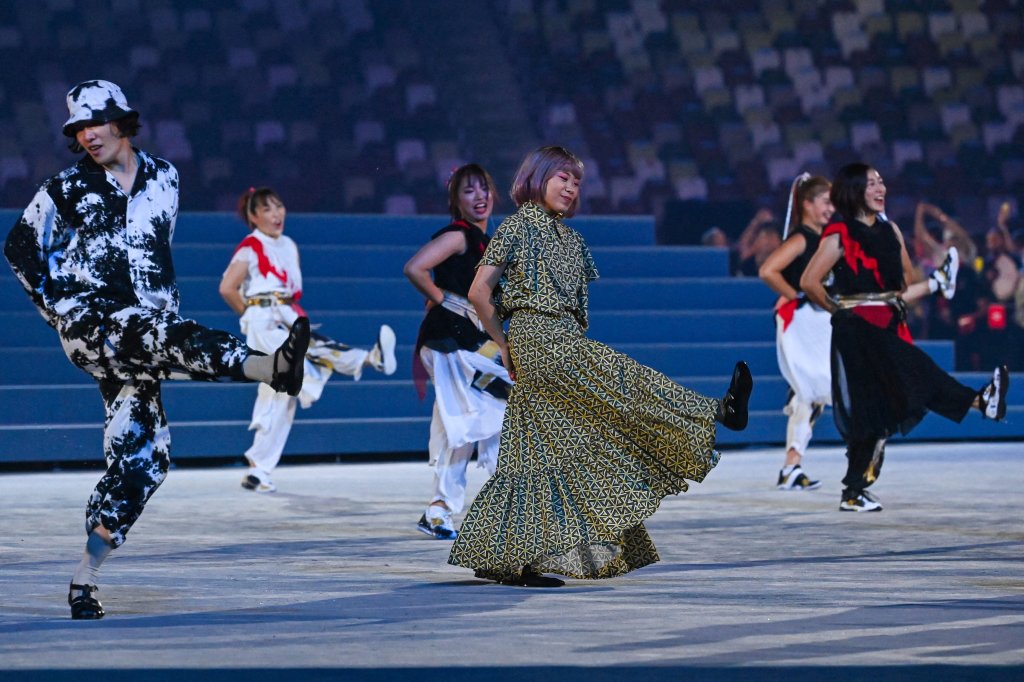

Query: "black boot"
(716, 361), (753, 431)
(270, 317), (311, 396)
(68, 583), (104, 620)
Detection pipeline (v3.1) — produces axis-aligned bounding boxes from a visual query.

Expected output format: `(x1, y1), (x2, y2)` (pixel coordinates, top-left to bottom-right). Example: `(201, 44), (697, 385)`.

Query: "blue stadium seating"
(1, 211), (1019, 465)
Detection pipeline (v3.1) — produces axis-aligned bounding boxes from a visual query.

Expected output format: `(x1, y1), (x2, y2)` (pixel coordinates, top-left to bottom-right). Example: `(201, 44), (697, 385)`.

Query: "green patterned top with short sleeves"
(478, 201), (599, 330)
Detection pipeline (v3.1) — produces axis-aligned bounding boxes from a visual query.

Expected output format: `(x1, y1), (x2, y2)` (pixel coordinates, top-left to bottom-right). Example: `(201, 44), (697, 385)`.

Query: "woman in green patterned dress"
(449, 146), (753, 587)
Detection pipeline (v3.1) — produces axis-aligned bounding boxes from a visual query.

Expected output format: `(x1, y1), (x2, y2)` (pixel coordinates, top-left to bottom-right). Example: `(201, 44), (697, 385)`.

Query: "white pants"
(241, 305), (369, 476)
(422, 346), (508, 513)
(776, 303), (832, 457)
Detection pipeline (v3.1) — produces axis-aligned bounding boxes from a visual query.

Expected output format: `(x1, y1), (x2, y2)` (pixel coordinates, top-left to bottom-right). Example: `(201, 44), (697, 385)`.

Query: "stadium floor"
(1, 442), (1022, 681)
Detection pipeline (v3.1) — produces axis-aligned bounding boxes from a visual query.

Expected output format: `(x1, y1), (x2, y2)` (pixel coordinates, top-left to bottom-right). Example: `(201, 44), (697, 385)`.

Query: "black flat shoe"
(68, 583), (104, 620)
(500, 565), (564, 588)
(717, 361), (753, 431)
(271, 317), (310, 396)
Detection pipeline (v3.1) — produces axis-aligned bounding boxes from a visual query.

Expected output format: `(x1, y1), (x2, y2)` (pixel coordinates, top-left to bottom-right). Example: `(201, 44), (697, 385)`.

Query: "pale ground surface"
(1, 442), (1022, 681)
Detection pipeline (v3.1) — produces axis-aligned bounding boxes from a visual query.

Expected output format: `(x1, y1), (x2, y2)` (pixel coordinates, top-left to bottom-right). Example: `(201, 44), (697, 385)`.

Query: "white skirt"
(776, 302), (832, 406)
(421, 346), (509, 472)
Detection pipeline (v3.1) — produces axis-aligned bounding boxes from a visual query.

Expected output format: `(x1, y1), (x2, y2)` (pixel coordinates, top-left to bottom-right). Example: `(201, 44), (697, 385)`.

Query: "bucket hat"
(62, 80), (138, 137)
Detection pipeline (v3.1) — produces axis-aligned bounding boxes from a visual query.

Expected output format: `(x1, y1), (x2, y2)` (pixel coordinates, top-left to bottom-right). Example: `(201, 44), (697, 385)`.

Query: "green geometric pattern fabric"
(479, 201), (599, 330)
(449, 311), (721, 582)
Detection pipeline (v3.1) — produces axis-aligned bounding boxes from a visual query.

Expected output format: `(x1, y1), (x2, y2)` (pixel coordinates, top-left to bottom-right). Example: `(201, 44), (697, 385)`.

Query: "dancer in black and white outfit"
(220, 187), (397, 493)
(4, 81), (309, 619)
(404, 164), (510, 539)
(761, 173), (960, 492)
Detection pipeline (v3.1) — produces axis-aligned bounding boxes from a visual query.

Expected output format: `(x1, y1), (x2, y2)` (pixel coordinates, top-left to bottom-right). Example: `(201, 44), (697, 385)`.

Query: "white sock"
(242, 352), (274, 383)
(72, 531), (113, 587)
(928, 276), (940, 293)
(781, 465), (798, 476)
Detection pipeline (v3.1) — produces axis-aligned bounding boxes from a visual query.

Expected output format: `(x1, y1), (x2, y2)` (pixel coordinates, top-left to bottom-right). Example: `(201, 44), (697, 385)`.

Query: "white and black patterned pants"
(58, 305), (254, 547)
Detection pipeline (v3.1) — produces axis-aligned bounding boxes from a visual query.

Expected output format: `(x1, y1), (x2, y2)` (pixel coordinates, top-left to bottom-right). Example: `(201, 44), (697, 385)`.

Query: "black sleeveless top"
(822, 218), (904, 296)
(431, 220), (490, 297)
(780, 225), (821, 292)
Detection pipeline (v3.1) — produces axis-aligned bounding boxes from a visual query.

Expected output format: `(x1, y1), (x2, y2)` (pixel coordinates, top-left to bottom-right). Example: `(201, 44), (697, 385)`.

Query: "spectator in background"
(735, 208), (782, 277)
(914, 201), (987, 368)
(701, 226), (740, 274)
(980, 203), (1022, 369)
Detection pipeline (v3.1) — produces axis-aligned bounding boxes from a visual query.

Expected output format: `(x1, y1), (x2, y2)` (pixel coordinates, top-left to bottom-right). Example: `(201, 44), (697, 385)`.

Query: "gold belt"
(834, 292), (901, 310)
(247, 294), (295, 307)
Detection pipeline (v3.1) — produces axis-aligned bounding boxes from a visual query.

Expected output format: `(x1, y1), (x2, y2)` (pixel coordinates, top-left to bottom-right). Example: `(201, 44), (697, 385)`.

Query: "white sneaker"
(418, 506), (458, 540)
(981, 365), (1009, 421)
(930, 246), (959, 300)
(776, 465), (821, 490)
(839, 489), (882, 512)
(368, 324), (397, 375)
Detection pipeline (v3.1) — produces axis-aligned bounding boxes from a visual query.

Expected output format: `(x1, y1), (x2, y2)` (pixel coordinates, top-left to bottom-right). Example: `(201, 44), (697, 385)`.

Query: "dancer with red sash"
(760, 173), (959, 492)
(800, 163), (1008, 512)
(220, 187), (397, 493)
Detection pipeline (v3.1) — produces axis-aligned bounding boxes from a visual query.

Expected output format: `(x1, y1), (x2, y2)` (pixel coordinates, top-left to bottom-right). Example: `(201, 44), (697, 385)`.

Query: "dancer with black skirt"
(801, 163), (1008, 512)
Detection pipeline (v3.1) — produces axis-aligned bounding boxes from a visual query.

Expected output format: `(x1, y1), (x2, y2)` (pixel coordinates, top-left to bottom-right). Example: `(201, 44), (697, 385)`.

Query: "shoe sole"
(273, 317), (310, 396)
(839, 506), (882, 512)
(778, 482), (822, 491)
(378, 325), (397, 376)
(941, 247), (959, 300)
(995, 365), (1009, 421)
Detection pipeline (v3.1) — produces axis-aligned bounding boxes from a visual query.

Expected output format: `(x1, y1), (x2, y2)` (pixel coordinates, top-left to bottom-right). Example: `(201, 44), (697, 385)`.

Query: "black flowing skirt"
(830, 308), (976, 442)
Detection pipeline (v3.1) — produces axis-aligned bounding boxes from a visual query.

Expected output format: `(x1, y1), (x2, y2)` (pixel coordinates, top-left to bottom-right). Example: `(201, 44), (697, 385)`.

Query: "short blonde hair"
(509, 146), (585, 217)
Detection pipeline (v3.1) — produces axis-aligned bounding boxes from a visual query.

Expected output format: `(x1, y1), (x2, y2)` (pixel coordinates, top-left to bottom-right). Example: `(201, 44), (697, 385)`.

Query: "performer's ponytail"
(783, 172), (811, 239)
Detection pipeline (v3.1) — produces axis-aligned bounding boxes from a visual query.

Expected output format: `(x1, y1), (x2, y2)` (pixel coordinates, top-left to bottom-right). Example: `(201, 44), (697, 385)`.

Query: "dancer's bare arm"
(800, 234), (841, 313)
(403, 231), (466, 307)
(468, 263), (515, 380)
(759, 233), (806, 304)
(219, 260), (248, 315)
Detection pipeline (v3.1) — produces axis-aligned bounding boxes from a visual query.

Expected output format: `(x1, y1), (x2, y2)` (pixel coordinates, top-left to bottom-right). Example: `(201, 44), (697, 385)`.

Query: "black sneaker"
(776, 465), (821, 490)
(839, 489), (882, 512)
(980, 365), (1009, 421)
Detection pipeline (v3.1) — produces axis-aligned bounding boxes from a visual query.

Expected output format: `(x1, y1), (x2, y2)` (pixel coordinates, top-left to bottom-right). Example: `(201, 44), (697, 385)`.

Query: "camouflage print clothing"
(5, 150), (253, 547)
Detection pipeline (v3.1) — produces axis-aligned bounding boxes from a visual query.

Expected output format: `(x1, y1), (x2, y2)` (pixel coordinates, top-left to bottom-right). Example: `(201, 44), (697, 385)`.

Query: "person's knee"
(118, 455), (169, 503)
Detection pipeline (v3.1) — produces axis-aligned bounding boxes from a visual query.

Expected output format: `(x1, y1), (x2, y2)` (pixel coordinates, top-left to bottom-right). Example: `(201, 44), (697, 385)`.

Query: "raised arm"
(468, 262), (515, 381)
(996, 201), (1018, 253)
(913, 201), (943, 262)
(737, 208), (775, 261)
(800, 233), (841, 313)
(403, 230), (466, 307)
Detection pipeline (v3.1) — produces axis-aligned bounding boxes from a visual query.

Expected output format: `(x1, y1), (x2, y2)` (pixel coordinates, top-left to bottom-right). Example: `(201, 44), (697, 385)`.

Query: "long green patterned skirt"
(448, 310), (720, 581)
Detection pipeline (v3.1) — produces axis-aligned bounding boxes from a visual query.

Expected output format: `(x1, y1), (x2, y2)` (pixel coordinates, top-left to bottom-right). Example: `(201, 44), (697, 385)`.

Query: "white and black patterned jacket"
(4, 149), (180, 327)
